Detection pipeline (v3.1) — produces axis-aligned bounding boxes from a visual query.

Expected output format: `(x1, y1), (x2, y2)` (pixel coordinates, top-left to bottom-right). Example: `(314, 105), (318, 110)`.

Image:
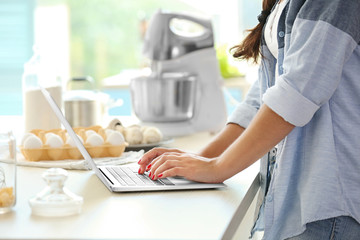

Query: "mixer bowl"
(130, 73), (197, 122)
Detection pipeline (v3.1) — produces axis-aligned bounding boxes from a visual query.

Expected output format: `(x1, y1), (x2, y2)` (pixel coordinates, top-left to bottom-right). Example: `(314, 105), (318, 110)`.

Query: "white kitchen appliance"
(130, 10), (227, 136)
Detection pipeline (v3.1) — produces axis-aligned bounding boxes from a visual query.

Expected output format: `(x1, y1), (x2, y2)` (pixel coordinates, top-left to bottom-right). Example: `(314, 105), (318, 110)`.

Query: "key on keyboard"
(106, 166), (174, 186)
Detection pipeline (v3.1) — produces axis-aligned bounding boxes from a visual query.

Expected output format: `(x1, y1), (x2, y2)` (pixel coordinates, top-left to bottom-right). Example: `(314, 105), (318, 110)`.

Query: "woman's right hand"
(137, 147), (185, 174)
(138, 148), (222, 183)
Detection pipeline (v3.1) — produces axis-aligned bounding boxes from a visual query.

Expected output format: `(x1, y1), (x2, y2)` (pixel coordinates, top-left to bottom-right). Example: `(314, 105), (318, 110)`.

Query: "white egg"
(45, 132), (57, 139)
(106, 131), (125, 145)
(105, 129), (115, 138)
(66, 134), (84, 147)
(124, 127), (142, 145)
(45, 134), (64, 148)
(21, 133), (36, 146)
(85, 130), (97, 138)
(142, 127), (163, 144)
(85, 133), (104, 146)
(24, 135), (43, 149)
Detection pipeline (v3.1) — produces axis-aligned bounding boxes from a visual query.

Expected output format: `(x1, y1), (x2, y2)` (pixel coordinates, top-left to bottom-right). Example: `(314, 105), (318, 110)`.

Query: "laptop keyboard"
(106, 166), (174, 186)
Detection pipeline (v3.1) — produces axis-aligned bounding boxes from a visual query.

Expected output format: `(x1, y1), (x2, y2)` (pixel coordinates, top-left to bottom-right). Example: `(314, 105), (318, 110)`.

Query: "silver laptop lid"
(40, 86), (96, 171)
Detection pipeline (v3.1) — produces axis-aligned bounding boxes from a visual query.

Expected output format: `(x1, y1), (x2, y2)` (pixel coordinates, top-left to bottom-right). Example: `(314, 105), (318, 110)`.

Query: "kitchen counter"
(0, 116), (259, 239)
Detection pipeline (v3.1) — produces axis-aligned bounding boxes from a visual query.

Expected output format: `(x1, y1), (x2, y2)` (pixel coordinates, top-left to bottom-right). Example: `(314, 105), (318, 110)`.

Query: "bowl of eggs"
(107, 119), (170, 152)
(20, 126), (128, 161)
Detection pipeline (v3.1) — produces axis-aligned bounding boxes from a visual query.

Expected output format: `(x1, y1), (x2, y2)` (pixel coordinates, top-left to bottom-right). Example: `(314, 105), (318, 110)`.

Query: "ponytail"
(231, 0), (277, 63)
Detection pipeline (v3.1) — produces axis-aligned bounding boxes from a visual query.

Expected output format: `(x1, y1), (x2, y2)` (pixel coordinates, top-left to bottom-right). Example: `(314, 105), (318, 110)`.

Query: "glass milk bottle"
(22, 47), (62, 132)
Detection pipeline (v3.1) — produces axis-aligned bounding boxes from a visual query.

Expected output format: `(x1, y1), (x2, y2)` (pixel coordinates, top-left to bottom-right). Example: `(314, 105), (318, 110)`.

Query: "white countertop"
(0, 116), (259, 239)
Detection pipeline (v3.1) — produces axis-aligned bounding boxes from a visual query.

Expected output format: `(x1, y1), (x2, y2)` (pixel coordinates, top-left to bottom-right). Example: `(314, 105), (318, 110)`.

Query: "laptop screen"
(40, 86), (97, 171)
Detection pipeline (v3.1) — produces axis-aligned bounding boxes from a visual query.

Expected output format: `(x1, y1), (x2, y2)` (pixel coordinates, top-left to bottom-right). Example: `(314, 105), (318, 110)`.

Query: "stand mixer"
(130, 10), (227, 137)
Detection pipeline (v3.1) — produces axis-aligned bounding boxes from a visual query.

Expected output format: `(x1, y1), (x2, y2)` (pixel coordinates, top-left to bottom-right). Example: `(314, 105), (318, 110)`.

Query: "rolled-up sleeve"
(228, 79), (261, 128)
(263, 78), (319, 126)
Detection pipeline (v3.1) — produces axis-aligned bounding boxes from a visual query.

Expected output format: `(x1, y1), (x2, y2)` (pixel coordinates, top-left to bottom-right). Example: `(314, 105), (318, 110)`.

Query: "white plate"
(125, 137), (174, 152)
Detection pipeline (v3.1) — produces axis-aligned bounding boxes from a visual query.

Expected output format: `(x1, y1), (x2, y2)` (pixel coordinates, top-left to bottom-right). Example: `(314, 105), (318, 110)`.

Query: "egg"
(45, 134), (64, 148)
(106, 131), (125, 145)
(124, 127), (142, 145)
(23, 135), (43, 149)
(142, 127), (163, 144)
(45, 132), (57, 139)
(21, 133), (37, 146)
(105, 129), (115, 138)
(85, 130), (97, 138)
(66, 134), (84, 147)
(85, 133), (104, 146)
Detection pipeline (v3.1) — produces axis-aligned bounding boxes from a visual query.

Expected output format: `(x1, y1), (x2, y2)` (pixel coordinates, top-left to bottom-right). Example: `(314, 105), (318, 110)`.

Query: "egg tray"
(20, 125), (128, 162)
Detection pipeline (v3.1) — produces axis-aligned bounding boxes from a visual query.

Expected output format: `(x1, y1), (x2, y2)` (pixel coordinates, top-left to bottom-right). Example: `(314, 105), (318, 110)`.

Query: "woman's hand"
(138, 148), (222, 183)
(137, 147), (184, 174)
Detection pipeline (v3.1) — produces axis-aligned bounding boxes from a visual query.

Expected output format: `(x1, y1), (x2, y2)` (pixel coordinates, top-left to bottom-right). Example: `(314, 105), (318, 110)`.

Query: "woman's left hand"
(141, 152), (222, 183)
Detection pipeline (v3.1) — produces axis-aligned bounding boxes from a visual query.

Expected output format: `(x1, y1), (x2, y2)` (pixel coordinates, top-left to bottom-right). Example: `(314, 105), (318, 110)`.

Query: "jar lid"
(28, 168), (83, 217)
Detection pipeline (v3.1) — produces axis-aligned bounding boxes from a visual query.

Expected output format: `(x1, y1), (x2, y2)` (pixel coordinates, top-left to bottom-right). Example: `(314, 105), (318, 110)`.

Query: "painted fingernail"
(138, 168), (141, 174)
(149, 172), (152, 178)
(152, 175), (155, 180)
(158, 173), (163, 178)
(146, 164), (152, 171)
(138, 159), (141, 164)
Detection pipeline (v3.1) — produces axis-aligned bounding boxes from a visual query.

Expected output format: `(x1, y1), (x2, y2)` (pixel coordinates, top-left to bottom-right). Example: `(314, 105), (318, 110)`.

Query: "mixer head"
(143, 9), (214, 62)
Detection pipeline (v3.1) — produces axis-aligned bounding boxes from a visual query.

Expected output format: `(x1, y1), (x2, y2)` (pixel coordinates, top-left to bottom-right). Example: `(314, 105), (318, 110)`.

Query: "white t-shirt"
(264, 0), (287, 59)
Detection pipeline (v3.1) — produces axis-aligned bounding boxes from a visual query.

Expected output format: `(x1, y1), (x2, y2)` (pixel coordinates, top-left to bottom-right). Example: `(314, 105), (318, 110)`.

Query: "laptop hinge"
(99, 167), (114, 185)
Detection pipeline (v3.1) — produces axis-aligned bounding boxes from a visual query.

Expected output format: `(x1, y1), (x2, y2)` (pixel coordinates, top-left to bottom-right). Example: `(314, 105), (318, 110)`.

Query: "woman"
(138, 0), (360, 239)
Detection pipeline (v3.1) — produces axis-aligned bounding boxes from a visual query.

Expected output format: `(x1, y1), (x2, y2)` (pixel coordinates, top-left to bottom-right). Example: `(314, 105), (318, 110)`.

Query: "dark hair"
(231, 0), (277, 63)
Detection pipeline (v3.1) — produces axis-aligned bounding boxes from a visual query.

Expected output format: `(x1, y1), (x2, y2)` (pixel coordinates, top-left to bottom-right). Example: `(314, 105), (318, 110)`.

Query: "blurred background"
(0, 0), (261, 117)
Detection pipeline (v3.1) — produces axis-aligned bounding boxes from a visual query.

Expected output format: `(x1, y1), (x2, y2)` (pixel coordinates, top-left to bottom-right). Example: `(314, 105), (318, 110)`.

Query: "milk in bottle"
(22, 47), (62, 132)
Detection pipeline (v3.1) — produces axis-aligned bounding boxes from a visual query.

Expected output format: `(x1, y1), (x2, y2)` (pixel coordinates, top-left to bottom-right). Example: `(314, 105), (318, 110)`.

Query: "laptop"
(40, 86), (225, 192)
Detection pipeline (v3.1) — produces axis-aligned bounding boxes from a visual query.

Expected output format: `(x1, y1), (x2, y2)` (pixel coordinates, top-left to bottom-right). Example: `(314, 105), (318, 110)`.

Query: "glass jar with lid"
(0, 131), (17, 214)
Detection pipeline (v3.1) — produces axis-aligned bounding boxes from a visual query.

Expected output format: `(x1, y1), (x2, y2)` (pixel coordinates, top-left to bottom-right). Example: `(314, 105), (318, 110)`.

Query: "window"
(0, 0), (34, 115)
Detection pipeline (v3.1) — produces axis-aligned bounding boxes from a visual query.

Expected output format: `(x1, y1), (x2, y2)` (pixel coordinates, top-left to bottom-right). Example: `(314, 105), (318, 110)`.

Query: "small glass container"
(29, 168), (83, 217)
(0, 131), (17, 214)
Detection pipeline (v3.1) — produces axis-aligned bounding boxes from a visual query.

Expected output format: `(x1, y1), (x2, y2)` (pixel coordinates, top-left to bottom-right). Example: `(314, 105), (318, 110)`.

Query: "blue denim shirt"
(228, 0), (360, 239)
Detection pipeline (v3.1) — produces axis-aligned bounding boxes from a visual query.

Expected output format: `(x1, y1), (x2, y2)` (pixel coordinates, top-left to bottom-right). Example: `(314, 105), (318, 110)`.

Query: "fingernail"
(151, 175), (155, 180)
(149, 172), (152, 178)
(146, 164), (152, 171)
(158, 173), (163, 178)
(138, 159), (141, 164)
(138, 168), (141, 174)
